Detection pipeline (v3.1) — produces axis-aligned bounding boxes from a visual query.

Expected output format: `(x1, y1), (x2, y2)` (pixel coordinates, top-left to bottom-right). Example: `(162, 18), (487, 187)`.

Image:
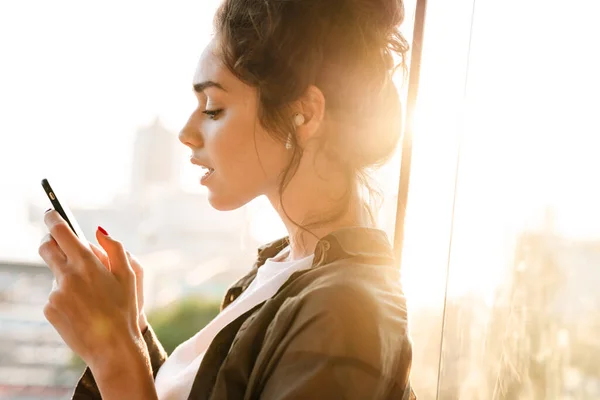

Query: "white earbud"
(293, 113), (305, 127)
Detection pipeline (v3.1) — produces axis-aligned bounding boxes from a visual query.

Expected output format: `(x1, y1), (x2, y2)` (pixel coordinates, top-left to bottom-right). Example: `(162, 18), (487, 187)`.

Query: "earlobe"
(286, 113), (306, 150)
(287, 85), (326, 150)
(298, 85), (326, 134)
(303, 85), (326, 125)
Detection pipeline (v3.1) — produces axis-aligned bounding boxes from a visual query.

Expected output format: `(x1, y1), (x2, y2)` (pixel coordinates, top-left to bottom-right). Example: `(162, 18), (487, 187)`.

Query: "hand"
(90, 243), (148, 332)
(38, 210), (145, 372)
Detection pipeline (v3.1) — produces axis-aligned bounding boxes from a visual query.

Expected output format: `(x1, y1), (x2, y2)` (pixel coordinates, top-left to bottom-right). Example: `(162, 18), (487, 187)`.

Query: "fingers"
(39, 233), (67, 281)
(126, 251), (144, 280)
(93, 242), (137, 276)
(90, 243), (110, 270)
(44, 210), (87, 259)
(43, 288), (66, 328)
(96, 227), (135, 289)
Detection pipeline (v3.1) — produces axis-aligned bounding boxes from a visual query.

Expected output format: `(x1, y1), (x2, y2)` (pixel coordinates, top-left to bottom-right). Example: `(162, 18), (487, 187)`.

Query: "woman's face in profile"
(178, 39), (289, 211)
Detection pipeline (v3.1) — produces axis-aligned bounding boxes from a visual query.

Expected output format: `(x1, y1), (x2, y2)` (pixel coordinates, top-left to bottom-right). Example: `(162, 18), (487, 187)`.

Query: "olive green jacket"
(73, 227), (416, 399)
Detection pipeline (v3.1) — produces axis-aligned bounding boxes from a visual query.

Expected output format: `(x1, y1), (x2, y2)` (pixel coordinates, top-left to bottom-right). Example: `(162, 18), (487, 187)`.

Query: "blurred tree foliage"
(147, 296), (221, 355)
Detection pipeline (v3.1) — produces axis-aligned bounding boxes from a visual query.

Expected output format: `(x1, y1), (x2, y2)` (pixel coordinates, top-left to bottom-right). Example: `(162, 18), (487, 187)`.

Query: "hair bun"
(343, 0), (403, 33)
(340, 0), (409, 73)
(372, 0), (405, 31)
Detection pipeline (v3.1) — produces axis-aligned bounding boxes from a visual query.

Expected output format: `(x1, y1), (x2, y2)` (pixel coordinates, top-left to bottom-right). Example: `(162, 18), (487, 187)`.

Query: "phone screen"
(41, 178), (89, 246)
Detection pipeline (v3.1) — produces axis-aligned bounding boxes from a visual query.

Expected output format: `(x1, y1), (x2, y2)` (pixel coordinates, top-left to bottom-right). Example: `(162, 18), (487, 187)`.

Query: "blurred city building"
(0, 261), (77, 399)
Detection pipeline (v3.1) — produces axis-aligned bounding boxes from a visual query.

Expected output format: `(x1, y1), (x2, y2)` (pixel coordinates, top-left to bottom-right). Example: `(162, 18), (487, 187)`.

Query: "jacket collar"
(256, 226), (395, 267)
(221, 227), (395, 311)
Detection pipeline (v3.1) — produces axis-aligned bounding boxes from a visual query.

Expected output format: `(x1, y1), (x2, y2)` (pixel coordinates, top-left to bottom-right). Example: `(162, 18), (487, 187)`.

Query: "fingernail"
(98, 226), (109, 236)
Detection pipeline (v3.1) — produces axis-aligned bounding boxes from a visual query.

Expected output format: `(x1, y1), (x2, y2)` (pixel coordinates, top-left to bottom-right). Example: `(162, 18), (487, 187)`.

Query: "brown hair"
(214, 0), (409, 240)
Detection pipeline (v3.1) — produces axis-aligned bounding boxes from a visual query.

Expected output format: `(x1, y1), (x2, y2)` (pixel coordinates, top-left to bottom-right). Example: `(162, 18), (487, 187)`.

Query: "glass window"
(400, 0), (600, 398)
(398, 0), (478, 396)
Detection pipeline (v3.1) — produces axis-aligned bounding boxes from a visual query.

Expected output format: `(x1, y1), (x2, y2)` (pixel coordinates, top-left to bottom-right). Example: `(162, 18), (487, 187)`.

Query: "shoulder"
(264, 260), (413, 395)
(275, 259), (410, 352)
(296, 261), (408, 328)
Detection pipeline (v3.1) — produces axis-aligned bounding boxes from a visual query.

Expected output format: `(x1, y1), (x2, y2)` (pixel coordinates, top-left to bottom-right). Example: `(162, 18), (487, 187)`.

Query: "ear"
(294, 85), (326, 146)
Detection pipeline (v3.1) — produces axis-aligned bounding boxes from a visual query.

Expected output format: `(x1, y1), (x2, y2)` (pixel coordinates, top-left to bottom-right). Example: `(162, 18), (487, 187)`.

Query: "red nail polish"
(98, 226), (109, 236)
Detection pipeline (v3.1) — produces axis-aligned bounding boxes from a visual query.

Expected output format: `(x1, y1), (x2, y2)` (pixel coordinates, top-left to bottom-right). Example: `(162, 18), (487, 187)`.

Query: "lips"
(190, 157), (215, 182)
(201, 167), (215, 179)
(190, 157), (214, 170)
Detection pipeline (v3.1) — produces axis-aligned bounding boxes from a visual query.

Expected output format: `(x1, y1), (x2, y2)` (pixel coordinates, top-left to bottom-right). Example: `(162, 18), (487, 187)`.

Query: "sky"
(1, 0), (600, 307)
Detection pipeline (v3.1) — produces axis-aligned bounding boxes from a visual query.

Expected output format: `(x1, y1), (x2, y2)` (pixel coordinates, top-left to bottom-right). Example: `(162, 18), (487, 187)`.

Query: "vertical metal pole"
(393, 0), (429, 266)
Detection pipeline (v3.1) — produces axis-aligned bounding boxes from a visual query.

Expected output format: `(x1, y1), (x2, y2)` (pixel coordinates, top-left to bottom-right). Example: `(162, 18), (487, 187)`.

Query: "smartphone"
(41, 178), (89, 246)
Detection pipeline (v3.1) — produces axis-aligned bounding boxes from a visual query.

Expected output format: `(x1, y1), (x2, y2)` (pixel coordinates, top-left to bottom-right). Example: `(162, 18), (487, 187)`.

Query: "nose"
(178, 110), (204, 149)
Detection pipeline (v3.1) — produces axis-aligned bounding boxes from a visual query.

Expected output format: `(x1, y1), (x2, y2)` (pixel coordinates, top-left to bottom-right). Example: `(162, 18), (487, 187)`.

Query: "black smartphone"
(41, 178), (89, 245)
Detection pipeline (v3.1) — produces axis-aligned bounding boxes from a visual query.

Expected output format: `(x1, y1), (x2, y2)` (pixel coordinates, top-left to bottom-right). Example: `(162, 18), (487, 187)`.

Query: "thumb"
(96, 226), (134, 288)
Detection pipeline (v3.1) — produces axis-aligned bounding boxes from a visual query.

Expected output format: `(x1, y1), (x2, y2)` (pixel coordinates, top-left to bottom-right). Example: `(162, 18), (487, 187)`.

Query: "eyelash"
(202, 109), (223, 120)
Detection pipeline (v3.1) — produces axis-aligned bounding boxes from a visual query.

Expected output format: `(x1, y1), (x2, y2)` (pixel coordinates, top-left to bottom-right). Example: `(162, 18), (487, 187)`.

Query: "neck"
(267, 178), (373, 262)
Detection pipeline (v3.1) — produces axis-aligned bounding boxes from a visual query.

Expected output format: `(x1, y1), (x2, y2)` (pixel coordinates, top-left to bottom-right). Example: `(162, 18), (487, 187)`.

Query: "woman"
(38, 0), (415, 398)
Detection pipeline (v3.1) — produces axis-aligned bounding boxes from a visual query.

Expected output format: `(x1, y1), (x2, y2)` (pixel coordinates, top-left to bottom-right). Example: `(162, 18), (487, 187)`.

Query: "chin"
(206, 190), (251, 212)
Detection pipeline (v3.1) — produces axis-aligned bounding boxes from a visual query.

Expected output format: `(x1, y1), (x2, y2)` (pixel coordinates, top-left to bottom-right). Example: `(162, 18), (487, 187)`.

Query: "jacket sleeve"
(258, 285), (415, 400)
(71, 324), (168, 399)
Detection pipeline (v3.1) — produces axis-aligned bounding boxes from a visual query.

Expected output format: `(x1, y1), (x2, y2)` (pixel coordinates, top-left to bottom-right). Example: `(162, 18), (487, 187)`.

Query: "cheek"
(212, 119), (287, 188)
(256, 136), (289, 181)
(211, 118), (257, 172)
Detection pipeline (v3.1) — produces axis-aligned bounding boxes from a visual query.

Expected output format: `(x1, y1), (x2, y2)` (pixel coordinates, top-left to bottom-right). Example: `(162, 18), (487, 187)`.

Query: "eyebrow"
(193, 80), (227, 93)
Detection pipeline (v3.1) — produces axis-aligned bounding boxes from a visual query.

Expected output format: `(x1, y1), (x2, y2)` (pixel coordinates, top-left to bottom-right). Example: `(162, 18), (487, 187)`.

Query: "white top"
(154, 248), (315, 400)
